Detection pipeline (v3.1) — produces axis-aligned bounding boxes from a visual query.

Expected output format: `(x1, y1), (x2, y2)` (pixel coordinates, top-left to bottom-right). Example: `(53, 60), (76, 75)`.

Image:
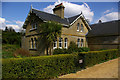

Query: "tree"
(40, 21), (62, 55)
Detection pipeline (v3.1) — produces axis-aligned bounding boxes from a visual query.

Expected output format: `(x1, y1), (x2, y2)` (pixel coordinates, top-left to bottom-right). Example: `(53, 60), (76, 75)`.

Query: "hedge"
(2, 49), (119, 79)
(2, 54), (79, 79)
(78, 49), (119, 68)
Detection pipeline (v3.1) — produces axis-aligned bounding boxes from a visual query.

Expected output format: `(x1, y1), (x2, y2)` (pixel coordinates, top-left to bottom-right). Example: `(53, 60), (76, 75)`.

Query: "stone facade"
(22, 3), (90, 55)
(87, 20), (120, 51)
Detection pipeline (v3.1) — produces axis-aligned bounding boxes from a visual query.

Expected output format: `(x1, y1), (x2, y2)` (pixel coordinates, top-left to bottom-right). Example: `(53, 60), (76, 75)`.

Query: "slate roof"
(32, 9), (69, 25)
(87, 20), (120, 37)
(23, 8), (91, 30)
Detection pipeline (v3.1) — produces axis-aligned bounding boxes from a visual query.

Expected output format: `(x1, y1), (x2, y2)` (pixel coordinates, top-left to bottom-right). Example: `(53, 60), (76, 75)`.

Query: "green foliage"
(2, 44), (20, 58)
(2, 49), (119, 79)
(40, 21), (62, 54)
(67, 41), (78, 53)
(53, 41), (90, 55)
(77, 47), (90, 52)
(53, 48), (68, 55)
(79, 49), (119, 68)
(2, 54), (78, 78)
(2, 31), (21, 45)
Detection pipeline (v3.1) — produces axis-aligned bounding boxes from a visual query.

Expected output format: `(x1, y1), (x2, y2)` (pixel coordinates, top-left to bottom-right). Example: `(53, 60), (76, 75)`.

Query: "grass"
(2, 44), (20, 58)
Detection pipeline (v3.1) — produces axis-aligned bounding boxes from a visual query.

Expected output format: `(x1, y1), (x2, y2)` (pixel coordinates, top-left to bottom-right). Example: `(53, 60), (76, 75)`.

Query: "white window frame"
(64, 38), (67, 49)
(77, 23), (80, 32)
(80, 24), (84, 32)
(81, 39), (84, 47)
(34, 38), (37, 49)
(53, 40), (57, 49)
(59, 38), (62, 49)
(35, 23), (37, 29)
(77, 38), (80, 47)
(31, 38), (34, 49)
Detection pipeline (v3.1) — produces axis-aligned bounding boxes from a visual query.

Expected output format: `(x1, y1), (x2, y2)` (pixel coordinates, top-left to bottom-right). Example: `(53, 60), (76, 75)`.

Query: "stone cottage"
(22, 3), (91, 55)
(87, 20), (120, 50)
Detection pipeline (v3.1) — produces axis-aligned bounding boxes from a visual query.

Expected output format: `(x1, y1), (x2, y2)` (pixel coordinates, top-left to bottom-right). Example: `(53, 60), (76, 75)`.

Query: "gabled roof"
(23, 8), (91, 30)
(87, 20), (119, 37)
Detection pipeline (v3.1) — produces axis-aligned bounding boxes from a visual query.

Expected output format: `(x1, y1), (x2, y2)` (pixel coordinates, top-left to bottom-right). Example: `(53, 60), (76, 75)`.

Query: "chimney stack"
(53, 3), (65, 19)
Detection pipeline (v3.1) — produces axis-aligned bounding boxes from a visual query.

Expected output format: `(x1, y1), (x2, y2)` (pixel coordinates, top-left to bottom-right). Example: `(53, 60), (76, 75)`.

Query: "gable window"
(80, 24), (84, 32)
(31, 22), (37, 30)
(59, 38), (62, 49)
(31, 38), (34, 49)
(64, 38), (68, 49)
(77, 38), (80, 47)
(53, 40), (57, 49)
(34, 38), (37, 49)
(35, 23), (37, 29)
(77, 23), (80, 31)
(81, 39), (84, 47)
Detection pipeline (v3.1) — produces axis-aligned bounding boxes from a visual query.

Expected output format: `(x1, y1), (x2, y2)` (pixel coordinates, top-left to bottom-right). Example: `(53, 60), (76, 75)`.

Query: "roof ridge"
(91, 19), (120, 26)
(32, 8), (68, 20)
(68, 13), (82, 19)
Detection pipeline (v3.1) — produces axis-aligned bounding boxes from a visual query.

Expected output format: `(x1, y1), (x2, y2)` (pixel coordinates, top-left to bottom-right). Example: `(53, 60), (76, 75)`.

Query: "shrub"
(13, 48), (30, 58)
(78, 49), (119, 68)
(53, 48), (68, 55)
(2, 49), (119, 79)
(53, 42), (90, 55)
(77, 47), (90, 52)
(2, 54), (79, 79)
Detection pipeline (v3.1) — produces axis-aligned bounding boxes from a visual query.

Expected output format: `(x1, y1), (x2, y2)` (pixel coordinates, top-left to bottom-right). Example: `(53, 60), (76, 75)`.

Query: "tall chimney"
(53, 3), (65, 19)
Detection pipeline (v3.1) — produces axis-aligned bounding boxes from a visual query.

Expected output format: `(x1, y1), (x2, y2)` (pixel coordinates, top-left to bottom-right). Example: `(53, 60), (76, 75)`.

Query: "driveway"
(59, 58), (119, 78)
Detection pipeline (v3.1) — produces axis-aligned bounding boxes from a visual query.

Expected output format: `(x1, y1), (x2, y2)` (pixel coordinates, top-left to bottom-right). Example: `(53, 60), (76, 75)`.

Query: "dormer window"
(31, 22), (37, 30)
(77, 23), (80, 31)
(80, 24), (84, 32)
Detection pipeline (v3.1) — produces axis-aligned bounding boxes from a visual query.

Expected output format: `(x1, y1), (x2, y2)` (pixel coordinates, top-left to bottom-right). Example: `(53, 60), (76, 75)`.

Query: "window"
(31, 38), (34, 49)
(59, 38), (62, 48)
(80, 24), (84, 32)
(53, 40), (57, 49)
(77, 23), (80, 31)
(31, 22), (37, 30)
(35, 23), (37, 29)
(64, 38), (67, 49)
(34, 38), (37, 49)
(81, 39), (84, 47)
(77, 38), (80, 47)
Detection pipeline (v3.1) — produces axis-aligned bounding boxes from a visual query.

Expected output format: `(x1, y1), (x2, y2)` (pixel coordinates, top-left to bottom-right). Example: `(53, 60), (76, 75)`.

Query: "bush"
(77, 47), (90, 52)
(2, 54), (79, 79)
(53, 42), (90, 55)
(53, 48), (68, 55)
(13, 48), (30, 58)
(78, 49), (119, 68)
(2, 49), (119, 79)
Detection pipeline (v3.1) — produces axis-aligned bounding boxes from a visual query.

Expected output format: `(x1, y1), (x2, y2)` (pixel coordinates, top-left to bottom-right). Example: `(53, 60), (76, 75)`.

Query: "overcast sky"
(0, 1), (118, 32)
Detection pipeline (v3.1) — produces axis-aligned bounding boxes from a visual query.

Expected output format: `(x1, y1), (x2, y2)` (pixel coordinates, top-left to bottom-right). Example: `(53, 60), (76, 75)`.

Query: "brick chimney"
(53, 3), (65, 19)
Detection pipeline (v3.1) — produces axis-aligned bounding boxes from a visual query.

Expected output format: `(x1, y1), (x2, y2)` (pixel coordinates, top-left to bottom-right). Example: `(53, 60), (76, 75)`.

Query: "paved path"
(59, 58), (119, 78)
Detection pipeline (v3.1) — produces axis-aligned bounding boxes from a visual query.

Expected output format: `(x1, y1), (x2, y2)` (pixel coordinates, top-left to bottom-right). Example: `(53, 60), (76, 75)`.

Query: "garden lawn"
(2, 44), (20, 58)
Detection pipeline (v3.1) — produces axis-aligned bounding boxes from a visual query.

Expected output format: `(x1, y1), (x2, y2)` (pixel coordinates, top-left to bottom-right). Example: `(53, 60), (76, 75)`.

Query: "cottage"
(87, 20), (120, 50)
(22, 3), (91, 55)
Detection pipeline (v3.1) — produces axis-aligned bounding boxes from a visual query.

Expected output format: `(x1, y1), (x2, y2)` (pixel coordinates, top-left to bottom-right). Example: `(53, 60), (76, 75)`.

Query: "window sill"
(29, 49), (37, 51)
(77, 30), (79, 32)
(29, 28), (37, 32)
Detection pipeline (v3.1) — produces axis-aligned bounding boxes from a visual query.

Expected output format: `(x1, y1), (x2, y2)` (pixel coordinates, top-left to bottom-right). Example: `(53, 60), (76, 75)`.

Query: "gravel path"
(59, 58), (119, 78)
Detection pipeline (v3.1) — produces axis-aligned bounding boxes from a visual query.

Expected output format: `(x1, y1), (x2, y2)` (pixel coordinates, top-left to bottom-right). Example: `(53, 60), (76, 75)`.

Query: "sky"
(0, 1), (119, 32)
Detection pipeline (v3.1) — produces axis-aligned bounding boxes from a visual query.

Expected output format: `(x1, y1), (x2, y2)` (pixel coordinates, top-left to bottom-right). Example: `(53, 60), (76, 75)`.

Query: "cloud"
(97, 12), (118, 23)
(0, 17), (6, 30)
(6, 24), (21, 31)
(0, 17), (24, 32)
(43, 1), (94, 22)
(0, 17), (5, 24)
(103, 8), (113, 14)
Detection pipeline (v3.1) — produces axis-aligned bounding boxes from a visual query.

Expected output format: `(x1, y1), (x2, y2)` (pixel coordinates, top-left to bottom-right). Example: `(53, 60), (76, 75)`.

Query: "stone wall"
(87, 35), (119, 50)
